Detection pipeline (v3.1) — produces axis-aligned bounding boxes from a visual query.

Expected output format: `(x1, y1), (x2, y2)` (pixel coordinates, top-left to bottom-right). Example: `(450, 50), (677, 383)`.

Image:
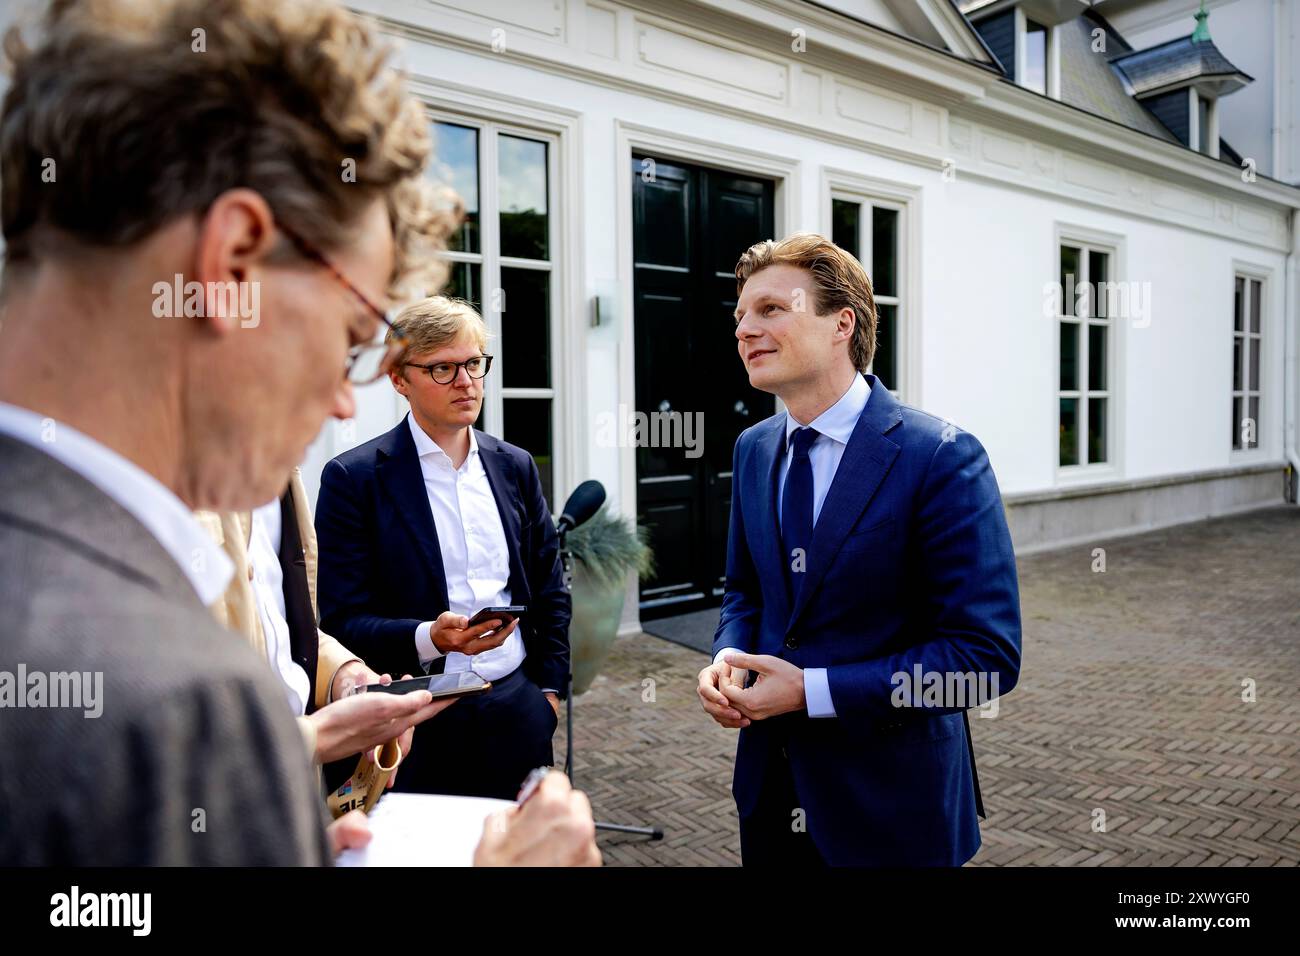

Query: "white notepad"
(335, 792), (513, 867)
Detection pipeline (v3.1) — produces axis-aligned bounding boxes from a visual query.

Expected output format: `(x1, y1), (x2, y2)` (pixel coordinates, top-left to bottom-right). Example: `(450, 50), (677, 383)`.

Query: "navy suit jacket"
(714, 374), (1021, 866)
(315, 417), (570, 694)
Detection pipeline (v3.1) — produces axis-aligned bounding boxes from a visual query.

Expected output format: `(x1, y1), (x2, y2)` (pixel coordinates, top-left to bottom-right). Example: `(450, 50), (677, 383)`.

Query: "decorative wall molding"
(947, 115), (1291, 251)
(360, 0), (1298, 250)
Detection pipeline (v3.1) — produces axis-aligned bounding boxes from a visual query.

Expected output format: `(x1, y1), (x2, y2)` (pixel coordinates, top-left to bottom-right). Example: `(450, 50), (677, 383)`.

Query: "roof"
(1111, 31), (1254, 97)
(1058, 14), (1178, 142)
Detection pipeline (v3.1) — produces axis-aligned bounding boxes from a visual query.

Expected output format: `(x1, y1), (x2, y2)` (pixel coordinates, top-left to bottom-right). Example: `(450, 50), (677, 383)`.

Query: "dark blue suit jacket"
(315, 417), (570, 694)
(713, 375), (1021, 866)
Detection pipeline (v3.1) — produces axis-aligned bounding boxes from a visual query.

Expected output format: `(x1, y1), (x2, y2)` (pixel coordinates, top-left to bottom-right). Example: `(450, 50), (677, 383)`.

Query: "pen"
(515, 766), (551, 807)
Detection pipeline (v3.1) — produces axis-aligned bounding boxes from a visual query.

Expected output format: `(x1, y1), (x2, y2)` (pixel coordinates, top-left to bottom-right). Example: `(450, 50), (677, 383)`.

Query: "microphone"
(557, 480), (605, 534)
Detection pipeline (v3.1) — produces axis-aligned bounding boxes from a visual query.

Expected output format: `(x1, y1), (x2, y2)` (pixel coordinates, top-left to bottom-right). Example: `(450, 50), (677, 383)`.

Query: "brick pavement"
(557, 506), (1300, 866)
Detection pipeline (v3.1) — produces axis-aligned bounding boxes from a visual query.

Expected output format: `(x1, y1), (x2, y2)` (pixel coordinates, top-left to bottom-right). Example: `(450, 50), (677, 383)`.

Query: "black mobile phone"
(354, 671), (492, 700)
(466, 605), (526, 629)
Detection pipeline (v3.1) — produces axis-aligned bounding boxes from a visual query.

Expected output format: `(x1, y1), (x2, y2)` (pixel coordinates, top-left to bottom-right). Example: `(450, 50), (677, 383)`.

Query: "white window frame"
(413, 79), (584, 507)
(821, 169), (921, 404)
(1230, 262), (1270, 459)
(433, 117), (559, 444)
(1012, 7), (1060, 98)
(1054, 225), (1125, 484)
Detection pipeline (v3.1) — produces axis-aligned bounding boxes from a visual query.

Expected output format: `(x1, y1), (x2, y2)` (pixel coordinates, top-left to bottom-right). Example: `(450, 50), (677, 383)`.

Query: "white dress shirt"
(248, 500), (312, 716)
(408, 414), (525, 682)
(714, 372), (872, 719)
(0, 401), (233, 605)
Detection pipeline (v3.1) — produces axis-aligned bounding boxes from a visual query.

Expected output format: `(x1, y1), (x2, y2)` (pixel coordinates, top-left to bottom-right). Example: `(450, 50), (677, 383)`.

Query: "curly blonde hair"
(1, 0), (460, 298)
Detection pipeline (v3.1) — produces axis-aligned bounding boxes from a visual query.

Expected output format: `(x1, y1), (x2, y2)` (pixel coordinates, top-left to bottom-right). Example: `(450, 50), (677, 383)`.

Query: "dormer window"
(963, 1), (1086, 100)
(1110, 3), (1252, 162)
(1022, 17), (1048, 95)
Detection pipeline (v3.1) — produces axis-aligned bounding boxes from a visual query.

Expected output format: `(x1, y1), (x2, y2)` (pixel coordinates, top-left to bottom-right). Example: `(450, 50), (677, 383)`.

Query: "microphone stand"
(558, 524), (663, 842)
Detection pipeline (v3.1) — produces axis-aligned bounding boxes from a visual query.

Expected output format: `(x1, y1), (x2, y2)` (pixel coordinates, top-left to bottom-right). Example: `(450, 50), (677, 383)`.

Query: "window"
(1232, 275), (1263, 450)
(831, 196), (902, 393)
(430, 119), (558, 505)
(1057, 243), (1112, 468)
(1023, 19), (1047, 95)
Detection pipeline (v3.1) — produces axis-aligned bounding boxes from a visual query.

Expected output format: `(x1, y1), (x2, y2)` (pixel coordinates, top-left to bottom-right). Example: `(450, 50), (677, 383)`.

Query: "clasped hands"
(696, 652), (806, 728)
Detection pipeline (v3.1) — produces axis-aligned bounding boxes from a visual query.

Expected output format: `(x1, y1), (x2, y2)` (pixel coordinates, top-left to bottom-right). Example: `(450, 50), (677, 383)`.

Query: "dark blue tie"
(781, 427), (818, 600)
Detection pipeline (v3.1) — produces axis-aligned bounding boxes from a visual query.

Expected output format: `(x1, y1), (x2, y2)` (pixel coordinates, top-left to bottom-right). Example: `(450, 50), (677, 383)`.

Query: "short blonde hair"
(734, 233), (877, 372)
(388, 296), (489, 367)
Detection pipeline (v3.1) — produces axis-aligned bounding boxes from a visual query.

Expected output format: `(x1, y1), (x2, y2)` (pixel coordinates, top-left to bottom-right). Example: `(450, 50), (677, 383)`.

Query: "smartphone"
(353, 671), (492, 700)
(466, 605), (526, 629)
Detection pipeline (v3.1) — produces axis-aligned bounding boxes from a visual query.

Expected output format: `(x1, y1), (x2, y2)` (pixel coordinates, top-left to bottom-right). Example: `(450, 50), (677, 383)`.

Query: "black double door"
(632, 154), (776, 617)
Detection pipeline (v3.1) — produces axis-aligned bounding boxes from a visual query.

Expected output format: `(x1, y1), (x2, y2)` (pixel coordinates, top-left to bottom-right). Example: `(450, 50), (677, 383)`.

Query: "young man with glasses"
(315, 296), (571, 800)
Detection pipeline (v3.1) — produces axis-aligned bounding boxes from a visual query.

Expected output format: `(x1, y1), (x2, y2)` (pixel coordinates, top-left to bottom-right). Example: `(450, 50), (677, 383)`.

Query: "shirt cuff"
(415, 621), (444, 667)
(325, 658), (364, 704)
(804, 668), (836, 718)
(713, 647), (738, 666)
(296, 714), (319, 764)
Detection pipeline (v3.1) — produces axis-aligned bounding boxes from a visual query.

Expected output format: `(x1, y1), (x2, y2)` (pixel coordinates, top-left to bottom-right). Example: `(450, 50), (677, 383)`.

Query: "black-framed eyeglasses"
(276, 220), (407, 385)
(404, 355), (494, 385)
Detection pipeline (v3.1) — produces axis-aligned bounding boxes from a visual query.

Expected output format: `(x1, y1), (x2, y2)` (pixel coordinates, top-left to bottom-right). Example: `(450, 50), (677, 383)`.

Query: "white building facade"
(299, 0), (1300, 632)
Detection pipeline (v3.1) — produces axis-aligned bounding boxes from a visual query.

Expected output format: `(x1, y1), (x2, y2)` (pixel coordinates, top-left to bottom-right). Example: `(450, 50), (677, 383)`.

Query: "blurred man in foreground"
(0, 0), (597, 866)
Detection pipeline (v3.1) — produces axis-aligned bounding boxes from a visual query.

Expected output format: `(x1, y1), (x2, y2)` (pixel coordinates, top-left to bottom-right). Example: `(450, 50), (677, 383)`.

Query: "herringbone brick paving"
(557, 506), (1300, 866)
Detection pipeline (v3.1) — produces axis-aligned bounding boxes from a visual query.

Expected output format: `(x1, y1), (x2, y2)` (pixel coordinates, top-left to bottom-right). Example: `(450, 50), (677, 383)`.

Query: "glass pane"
(831, 199), (860, 260)
(1088, 251), (1108, 317)
(1249, 279), (1261, 333)
(432, 122), (479, 254)
(1233, 336), (1243, 391)
(1060, 246), (1080, 316)
(1088, 324), (1107, 391)
(1087, 397), (1107, 464)
(1059, 322), (1078, 391)
(499, 135), (548, 260)
(1059, 398), (1078, 467)
(1023, 20), (1047, 94)
(1248, 338), (1260, 392)
(1247, 396), (1259, 449)
(1234, 276), (1244, 331)
(503, 398), (552, 508)
(1232, 396), (1242, 450)
(873, 303), (896, 389)
(500, 267), (551, 389)
(445, 262), (481, 313)
(872, 207), (899, 298)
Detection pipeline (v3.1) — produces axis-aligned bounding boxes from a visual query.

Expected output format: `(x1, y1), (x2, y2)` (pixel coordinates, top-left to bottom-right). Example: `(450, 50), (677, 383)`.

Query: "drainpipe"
(1286, 207), (1299, 504)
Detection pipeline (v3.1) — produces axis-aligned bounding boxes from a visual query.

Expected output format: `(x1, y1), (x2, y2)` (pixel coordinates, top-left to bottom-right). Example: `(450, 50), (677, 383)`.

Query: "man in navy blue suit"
(697, 233), (1022, 866)
(316, 296), (569, 800)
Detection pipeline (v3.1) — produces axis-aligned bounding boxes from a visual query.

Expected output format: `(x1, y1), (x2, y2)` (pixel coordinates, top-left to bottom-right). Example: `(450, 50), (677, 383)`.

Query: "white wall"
(298, 28), (1289, 516)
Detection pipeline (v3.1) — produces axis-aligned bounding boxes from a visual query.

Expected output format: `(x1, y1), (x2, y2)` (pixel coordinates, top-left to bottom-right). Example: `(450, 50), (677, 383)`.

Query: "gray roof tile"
(1111, 33), (1252, 96)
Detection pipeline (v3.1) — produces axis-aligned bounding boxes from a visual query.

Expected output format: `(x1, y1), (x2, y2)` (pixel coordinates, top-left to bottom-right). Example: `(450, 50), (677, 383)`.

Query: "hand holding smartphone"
(466, 605), (526, 631)
(351, 671), (492, 701)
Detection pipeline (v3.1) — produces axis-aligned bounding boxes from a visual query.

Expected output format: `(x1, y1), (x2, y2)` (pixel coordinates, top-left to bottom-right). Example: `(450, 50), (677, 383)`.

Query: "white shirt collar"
(785, 372), (871, 447)
(0, 401), (234, 606)
(407, 411), (478, 466)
